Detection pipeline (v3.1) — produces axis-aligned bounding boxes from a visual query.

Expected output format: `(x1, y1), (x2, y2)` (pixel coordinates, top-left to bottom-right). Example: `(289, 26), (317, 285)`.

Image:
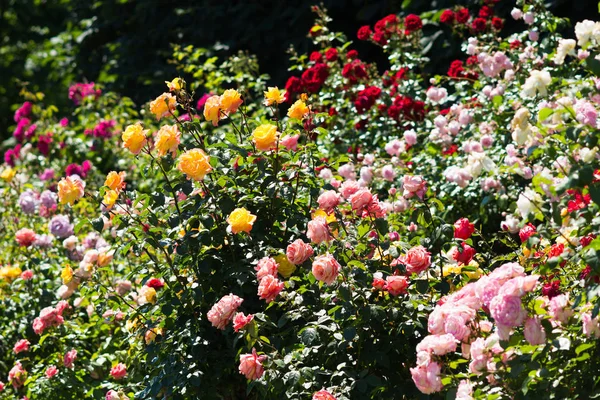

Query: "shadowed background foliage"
(0, 0), (597, 137)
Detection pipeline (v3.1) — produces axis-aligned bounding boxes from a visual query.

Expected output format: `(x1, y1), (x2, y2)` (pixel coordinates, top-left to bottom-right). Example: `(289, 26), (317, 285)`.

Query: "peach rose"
(220, 89), (243, 114)
(255, 257), (278, 280)
(286, 239), (314, 265)
(238, 348), (266, 380)
(257, 274), (284, 303)
(15, 228), (36, 247)
(385, 275), (408, 296)
(233, 312), (254, 332)
(312, 254), (340, 285)
(149, 92), (176, 120)
(349, 188), (373, 213)
(207, 293), (243, 330)
(177, 148), (212, 181)
(203, 95), (222, 126)
(307, 217), (331, 244)
(317, 190), (341, 214)
(155, 124), (181, 157)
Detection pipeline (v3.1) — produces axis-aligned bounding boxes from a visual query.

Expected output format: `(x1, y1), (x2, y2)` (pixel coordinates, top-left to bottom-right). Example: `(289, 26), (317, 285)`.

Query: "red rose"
(357, 25), (372, 40)
(404, 14), (423, 32)
(440, 10), (455, 24)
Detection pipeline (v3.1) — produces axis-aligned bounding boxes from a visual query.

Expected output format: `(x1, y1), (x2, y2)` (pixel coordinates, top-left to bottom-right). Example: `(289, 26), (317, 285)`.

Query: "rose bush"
(1, 0), (600, 399)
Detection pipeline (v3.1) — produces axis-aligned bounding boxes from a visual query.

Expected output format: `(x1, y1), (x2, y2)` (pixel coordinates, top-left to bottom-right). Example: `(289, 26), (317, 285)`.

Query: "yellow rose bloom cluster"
(155, 124), (181, 157)
(227, 208), (256, 234)
(122, 123), (149, 155)
(263, 87), (285, 106)
(252, 124), (278, 151)
(57, 175), (86, 205)
(0, 265), (22, 282)
(287, 99), (309, 120)
(274, 253), (296, 278)
(203, 89), (243, 126)
(102, 171), (126, 210)
(0, 167), (16, 182)
(177, 148), (212, 181)
(149, 92), (177, 120)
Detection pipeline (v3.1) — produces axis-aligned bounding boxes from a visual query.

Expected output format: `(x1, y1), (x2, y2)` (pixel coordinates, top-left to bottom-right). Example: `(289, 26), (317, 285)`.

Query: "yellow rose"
(252, 124), (278, 151)
(227, 208), (257, 234)
(264, 87), (285, 106)
(149, 92), (177, 120)
(103, 189), (119, 210)
(442, 264), (462, 277)
(177, 148), (212, 181)
(61, 266), (73, 284)
(122, 123), (149, 155)
(0, 266), (22, 282)
(0, 167), (16, 182)
(165, 77), (184, 92)
(287, 99), (309, 120)
(155, 125), (181, 157)
(203, 95), (222, 126)
(220, 89), (243, 114)
(144, 287), (157, 304)
(58, 175), (86, 205)
(274, 253), (296, 278)
(104, 171), (126, 191)
(145, 328), (164, 345)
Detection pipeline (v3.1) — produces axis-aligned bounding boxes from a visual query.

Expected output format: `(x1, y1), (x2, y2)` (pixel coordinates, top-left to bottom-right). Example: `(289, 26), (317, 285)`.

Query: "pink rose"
(13, 339), (29, 354)
(32, 317), (45, 335)
(254, 257), (278, 280)
(8, 361), (27, 389)
(0, 381), (4, 391)
(400, 245), (431, 274)
(416, 334), (457, 355)
(20, 270), (33, 280)
(372, 272), (385, 290)
(548, 294), (573, 324)
(116, 279), (132, 296)
(582, 312), (600, 338)
(474, 276), (502, 307)
(45, 365), (58, 379)
(524, 317), (546, 345)
(312, 254), (340, 285)
(307, 217), (331, 244)
(257, 275), (284, 303)
(64, 349), (77, 368)
(56, 300), (70, 316)
(15, 228), (37, 247)
(110, 363), (127, 380)
(349, 189), (372, 213)
(489, 295), (526, 327)
(239, 348), (266, 380)
(456, 380), (473, 400)
(313, 389), (336, 400)
(385, 275), (408, 296)
(404, 130), (418, 146)
(339, 180), (360, 199)
(498, 275), (539, 297)
(281, 134), (300, 151)
(233, 312), (254, 332)
(402, 175), (427, 199)
(317, 190), (340, 214)
(105, 390), (122, 400)
(410, 361), (443, 394)
(286, 239), (314, 265)
(443, 315), (470, 341)
(207, 294), (244, 330)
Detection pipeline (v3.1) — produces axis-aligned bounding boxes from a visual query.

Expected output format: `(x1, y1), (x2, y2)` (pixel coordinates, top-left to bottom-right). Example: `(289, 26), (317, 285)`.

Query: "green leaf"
(300, 328), (319, 345)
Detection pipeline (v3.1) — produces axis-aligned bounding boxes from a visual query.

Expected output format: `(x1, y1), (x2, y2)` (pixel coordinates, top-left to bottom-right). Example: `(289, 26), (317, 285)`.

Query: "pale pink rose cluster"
(8, 361), (27, 389)
(547, 293), (573, 325)
(348, 188), (386, 218)
(402, 175), (427, 199)
(239, 348), (266, 380)
(317, 190), (340, 214)
(412, 263), (541, 394)
(32, 300), (70, 335)
(207, 294), (244, 330)
(582, 310), (600, 338)
(307, 217), (332, 244)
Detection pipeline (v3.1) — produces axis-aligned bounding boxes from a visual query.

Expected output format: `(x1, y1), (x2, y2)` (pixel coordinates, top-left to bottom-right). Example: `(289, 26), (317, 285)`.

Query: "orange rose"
(221, 89), (243, 114)
(177, 148), (212, 181)
(149, 93), (177, 120)
(287, 99), (309, 120)
(122, 123), (148, 155)
(227, 208), (257, 234)
(203, 95), (222, 126)
(155, 125), (180, 157)
(57, 175), (86, 205)
(252, 124), (278, 151)
(104, 171), (126, 191)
